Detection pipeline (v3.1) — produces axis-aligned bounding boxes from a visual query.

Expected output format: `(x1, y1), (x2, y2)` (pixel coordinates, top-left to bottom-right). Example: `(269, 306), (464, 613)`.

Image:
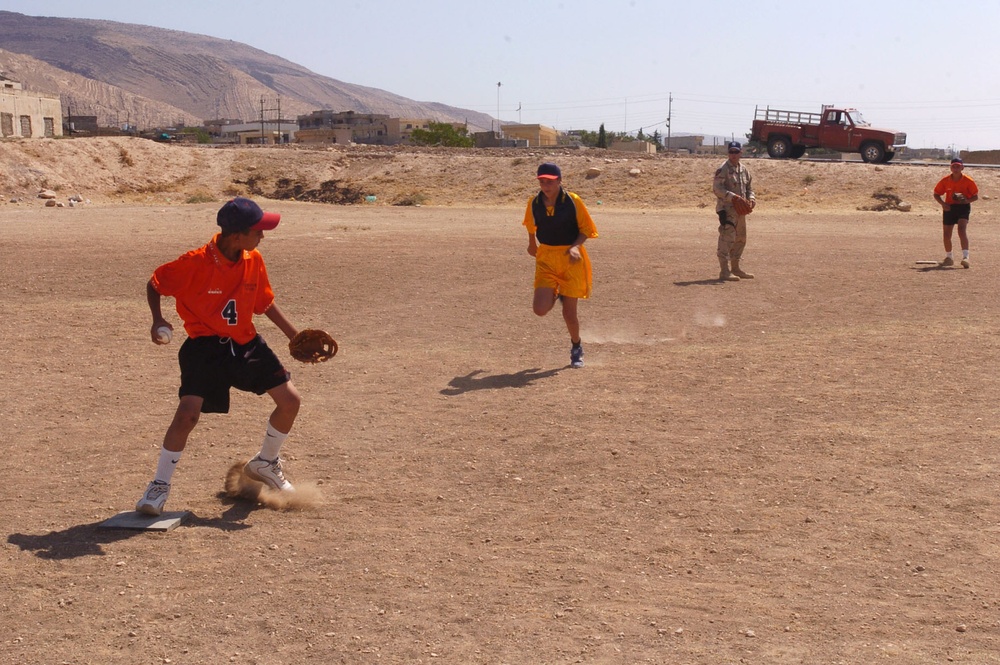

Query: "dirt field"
(3, 141), (1000, 664)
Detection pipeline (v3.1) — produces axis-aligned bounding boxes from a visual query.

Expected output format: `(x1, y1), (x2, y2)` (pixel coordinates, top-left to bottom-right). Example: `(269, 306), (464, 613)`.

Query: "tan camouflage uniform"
(713, 160), (755, 261)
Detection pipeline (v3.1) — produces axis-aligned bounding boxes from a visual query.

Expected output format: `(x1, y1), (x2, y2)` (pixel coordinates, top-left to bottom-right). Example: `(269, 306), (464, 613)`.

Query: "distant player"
(523, 162), (599, 368)
(933, 157), (979, 268)
(135, 197), (303, 516)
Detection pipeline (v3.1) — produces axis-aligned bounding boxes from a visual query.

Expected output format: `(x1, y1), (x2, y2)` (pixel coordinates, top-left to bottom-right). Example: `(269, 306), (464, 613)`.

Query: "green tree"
(575, 129), (600, 147)
(410, 122), (473, 147)
(597, 123), (607, 149)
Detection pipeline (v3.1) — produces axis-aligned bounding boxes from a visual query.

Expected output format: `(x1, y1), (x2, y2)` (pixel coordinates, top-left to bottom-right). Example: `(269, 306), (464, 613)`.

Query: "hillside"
(0, 136), (990, 214)
(0, 11), (495, 131)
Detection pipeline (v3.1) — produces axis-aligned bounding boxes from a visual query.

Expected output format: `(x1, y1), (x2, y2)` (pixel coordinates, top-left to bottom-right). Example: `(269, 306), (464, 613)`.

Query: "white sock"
(259, 421), (288, 461)
(154, 447), (182, 484)
(963, 250), (970, 259)
(946, 251), (953, 259)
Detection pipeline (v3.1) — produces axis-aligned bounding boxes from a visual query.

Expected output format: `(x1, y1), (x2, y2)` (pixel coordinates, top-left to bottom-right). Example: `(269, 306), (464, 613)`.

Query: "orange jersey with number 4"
(934, 174), (978, 204)
(150, 233), (275, 344)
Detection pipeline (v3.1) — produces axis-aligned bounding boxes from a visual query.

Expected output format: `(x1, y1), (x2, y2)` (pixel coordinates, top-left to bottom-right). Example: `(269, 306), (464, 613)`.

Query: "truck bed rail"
(754, 107), (822, 126)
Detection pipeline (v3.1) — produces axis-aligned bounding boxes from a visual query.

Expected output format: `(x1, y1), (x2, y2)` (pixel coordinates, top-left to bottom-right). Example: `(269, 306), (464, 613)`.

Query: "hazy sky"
(5, 0), (1000, 149)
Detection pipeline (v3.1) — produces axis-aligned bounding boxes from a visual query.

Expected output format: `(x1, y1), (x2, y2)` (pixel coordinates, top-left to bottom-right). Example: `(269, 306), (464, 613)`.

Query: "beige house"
(610, 140), (656, 154)
(295, 127), (354, 145)
(399, 118), (431, 144)
(499, 123), (558, 147)
(0, 75), (62, 138)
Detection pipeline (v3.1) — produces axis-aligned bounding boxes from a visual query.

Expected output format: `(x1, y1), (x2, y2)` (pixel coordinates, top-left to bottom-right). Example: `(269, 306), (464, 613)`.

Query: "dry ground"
(3, 140), (1000, 664)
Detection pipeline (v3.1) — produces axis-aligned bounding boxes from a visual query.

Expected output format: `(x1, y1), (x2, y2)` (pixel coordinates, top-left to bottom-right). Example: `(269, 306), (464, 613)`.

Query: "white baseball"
(155, 325), (173, 344)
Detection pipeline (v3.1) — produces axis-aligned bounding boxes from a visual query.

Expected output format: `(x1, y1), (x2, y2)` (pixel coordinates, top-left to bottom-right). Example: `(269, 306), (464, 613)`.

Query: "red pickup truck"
(750, 106), (907, 163)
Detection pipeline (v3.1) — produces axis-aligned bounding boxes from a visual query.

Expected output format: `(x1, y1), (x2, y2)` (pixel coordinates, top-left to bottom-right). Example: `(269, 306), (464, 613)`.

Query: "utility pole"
(260, 95), (265, 144)
(259, 95), (281, 144)
(666, 92), (672, 152)
(496, 82), (502, 141)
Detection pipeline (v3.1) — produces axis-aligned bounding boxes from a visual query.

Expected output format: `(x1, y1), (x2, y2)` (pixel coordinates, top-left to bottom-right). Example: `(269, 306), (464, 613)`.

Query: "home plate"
(98, 510), (190, 532)
(915, 260), (940, 265)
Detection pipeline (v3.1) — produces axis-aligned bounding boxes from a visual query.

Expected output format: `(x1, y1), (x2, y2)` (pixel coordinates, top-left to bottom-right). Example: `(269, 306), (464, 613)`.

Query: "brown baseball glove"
(731, 195), (754, 216)
(288, 329), (338, 363)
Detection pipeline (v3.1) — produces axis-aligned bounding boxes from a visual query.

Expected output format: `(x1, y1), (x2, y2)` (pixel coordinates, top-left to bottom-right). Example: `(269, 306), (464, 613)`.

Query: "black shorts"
(943, 203), (971, 225)
(178, 335), (290, 413)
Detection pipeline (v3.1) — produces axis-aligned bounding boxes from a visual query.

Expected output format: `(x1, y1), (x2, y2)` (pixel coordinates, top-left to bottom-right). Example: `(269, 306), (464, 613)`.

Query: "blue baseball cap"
(727, 141), (742, 152)
(537, 162), (562, 180)
(217, 197), (280, 232)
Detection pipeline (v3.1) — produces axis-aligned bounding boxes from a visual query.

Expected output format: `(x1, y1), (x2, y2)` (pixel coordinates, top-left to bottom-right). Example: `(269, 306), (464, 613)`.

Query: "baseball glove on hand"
(731, 195), (754, 216)
(288, 329), (338, 363)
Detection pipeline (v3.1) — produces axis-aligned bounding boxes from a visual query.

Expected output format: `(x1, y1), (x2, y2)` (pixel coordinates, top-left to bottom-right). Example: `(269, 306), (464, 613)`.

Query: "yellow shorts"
(533, 244), (592, 299)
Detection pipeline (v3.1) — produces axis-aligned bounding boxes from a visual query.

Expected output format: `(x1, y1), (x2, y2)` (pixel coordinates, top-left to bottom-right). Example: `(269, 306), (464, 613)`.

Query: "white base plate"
(98, 510), (190, 532)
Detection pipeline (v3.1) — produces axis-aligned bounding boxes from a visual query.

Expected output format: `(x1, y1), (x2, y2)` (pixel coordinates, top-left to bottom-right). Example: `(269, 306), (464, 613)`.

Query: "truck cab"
(813, 108), (871, 155)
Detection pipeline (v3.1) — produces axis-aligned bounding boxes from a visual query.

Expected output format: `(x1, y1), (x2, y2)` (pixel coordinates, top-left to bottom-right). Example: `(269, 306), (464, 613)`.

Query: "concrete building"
(664, 135), (704, 153)
(497, 123), (558, 147)
(610, 140), (657, 155)
(0, 74), (62, 138)
(65, 115), (99, 134)
(399, 118), (431, 144)
(296, 110), (399, 145)
(203, 118), (244, 137)
(216, 121), (298, 144)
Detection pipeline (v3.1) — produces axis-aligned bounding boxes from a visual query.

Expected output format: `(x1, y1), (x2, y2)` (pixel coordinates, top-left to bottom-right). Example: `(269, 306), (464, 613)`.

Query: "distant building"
(610, 140), (656, 155)
(497, 123), (558, 147)
(397, 119), (468, 145)
(399, 118), (431, 144)
(65, 115), (99, 134)
(0, 74), (63, 138)
(296, 110), (400, 145)
(958, 149), (1000, 165)
(905, 147), (951, 161)
(203, 118), (244, 137)
(216, 120), (298, 144)
(664, 135), (703, 153)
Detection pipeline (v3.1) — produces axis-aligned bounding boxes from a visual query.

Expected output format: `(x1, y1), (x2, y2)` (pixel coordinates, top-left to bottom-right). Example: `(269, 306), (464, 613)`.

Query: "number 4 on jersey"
(222, 299), (238, 325)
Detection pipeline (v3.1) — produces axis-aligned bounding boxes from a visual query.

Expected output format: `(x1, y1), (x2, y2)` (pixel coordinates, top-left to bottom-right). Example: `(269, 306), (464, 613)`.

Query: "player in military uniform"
(713, 141), (756, 281)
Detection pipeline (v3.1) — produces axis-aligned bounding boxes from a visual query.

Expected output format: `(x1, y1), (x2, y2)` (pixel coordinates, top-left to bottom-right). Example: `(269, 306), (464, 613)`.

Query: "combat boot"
(719, 256), (740, 281)
(731, 259), (755, 279)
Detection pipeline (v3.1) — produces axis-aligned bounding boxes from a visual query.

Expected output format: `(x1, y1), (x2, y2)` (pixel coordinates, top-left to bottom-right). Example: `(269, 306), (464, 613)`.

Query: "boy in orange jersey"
(524, 162), (599, 368)
(135, 197), (303, 516)
(933, 157), (979, 268)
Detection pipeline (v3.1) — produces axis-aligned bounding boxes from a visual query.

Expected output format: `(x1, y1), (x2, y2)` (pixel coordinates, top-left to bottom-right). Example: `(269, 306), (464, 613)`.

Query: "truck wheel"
(860, 142), (885, 164)
(767, 137), (792, 159)
(883, 152), (895, 163)
(790, 145), (806, 159)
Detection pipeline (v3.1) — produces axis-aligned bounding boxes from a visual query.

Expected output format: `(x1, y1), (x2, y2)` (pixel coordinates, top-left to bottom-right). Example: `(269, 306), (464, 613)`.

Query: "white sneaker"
(244, 455), (294, 491)
(961, 258), (970, 269)
(135, 480), (170, 516)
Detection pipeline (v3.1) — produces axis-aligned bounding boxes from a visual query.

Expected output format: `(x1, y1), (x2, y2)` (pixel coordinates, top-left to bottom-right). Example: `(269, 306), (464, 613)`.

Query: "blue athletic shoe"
(570, 344), (584, 368)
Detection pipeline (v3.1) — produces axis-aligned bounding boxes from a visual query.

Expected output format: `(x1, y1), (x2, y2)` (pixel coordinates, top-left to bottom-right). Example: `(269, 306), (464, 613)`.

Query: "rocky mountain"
(0, 11), (495, 132)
